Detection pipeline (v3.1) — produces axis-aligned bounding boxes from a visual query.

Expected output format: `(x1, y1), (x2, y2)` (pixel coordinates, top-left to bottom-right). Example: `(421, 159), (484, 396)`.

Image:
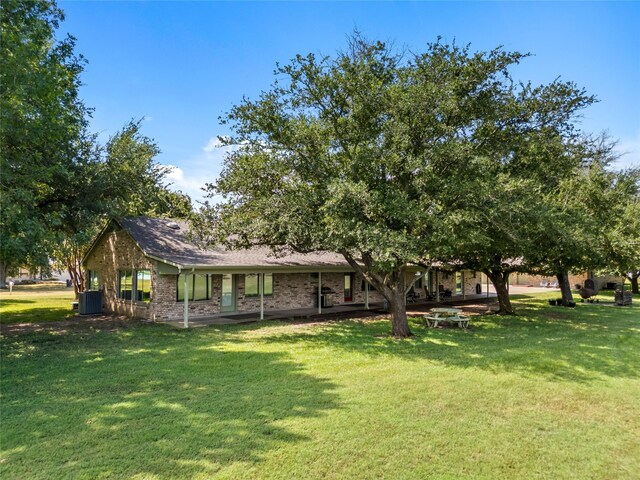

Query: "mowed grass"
(0, 283), (75, 324)
(1, 292), (639, 479)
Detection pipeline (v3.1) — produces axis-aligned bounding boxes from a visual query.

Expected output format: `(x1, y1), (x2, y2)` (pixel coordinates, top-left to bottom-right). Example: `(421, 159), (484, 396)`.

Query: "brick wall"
(424, 269), (479, 296)
(509, 272), (624, 290)
(84, 229), (155, 319)
(86, 227), (479, 322)
(152, 271), (387, 321)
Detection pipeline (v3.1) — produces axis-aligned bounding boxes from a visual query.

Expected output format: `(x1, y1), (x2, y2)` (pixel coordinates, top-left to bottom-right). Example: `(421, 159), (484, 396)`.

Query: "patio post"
(260, 273), (264, 320)
(436, 269), (440, 303)
(365, 280), (369, 310)
(486, 274), (489, 299)
(183, 270), (190, 329)
(462, 271), (466, 300)
(318, 271), (322, 314)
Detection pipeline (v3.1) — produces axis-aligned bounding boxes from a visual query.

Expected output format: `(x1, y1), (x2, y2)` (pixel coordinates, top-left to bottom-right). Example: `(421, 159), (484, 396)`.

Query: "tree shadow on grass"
(0, 306), (74, 324)
(0, 299), (36, 306)
(252, 303), (640, 384)
(1, 327), (340, 479)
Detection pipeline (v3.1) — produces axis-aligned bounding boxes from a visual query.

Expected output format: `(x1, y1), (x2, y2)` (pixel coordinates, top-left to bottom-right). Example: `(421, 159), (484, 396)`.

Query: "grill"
(578, 278), (599, 303)
(313, 287), (335, 308)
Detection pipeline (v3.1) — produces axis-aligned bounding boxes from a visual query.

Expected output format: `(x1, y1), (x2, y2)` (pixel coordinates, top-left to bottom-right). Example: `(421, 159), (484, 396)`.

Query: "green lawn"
(1, 292), (638, 479)
(0, 283), (76, 324)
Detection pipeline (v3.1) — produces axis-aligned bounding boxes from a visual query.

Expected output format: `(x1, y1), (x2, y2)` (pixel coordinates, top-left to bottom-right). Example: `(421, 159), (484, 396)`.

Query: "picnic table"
(424, 307), (470, 329)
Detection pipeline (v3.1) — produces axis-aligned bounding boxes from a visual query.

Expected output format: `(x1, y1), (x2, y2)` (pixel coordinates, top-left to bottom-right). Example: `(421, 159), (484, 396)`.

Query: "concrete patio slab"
(158, 293), (499, 328)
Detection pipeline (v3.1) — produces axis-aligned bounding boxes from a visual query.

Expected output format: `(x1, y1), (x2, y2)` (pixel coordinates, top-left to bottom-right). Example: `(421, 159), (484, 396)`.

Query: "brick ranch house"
(82, 217), (482, 325)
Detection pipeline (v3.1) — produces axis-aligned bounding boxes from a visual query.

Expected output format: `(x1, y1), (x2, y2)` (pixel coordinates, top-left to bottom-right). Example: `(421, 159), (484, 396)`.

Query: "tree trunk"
(629, 272), (639, 294)
(66, 248), (84, 299)
(486, 270), (515, 314)
(0, 261), (6, 289)
(388, 285), (412, 338)
(556, 270), (574, 306)
(341, 253), (412, 338)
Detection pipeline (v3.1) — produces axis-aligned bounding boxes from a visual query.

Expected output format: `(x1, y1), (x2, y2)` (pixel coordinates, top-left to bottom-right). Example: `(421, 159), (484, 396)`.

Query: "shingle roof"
(116, 216), (351, 269)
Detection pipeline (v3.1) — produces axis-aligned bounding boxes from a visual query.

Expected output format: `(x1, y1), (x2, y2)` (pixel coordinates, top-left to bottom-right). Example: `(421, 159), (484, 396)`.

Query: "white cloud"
(161, 135), (235, 206)
(614, 130), (640, 169)
(203, 136), (236, 158)
(166, 165), (185, 182)
(203, 137), (223, 153)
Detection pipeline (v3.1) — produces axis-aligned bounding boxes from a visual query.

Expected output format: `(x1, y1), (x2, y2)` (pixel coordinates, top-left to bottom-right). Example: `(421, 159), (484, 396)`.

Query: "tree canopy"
(200, 34), (598, 335)
(0, 0), (89, 284)
(0, 1), (191, 291)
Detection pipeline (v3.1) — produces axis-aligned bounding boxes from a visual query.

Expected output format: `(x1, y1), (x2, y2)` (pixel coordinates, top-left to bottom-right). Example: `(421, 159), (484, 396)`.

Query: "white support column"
(462, 271), (466, 300)
(365, 280), (369, 310)
(318, 271), (322, 314)
(183, 271), (189, 329)
(486, 274), (490, 299)
(259, 273), (264, 320)
(435, 269), (440, 303)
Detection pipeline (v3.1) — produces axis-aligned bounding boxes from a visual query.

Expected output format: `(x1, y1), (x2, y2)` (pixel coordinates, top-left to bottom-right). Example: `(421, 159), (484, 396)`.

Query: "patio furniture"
(406, 287), (420, 303)
(438, 285), (452, 300)
(423, 307), (470, 329)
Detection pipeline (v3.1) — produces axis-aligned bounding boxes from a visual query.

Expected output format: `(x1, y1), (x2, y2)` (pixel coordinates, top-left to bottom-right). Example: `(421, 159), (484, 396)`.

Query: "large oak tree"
(200, 34), (596, 334)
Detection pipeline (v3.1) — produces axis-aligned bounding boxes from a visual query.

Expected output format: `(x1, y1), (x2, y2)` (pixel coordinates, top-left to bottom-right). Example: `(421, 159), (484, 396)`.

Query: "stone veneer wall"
(84, 229), (155, 319)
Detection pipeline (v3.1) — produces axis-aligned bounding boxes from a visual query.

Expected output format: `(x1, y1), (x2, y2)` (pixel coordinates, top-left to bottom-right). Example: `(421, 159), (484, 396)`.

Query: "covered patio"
(157, 291), (498, 329)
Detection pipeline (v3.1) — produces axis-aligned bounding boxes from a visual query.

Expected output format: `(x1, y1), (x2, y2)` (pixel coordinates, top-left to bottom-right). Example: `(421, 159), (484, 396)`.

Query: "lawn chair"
(438, 285), (452, 300)
(406, 286), (420, 303)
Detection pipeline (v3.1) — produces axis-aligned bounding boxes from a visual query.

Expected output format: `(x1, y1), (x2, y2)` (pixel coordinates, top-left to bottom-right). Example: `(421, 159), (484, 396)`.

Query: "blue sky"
(59, 1), (640, 204)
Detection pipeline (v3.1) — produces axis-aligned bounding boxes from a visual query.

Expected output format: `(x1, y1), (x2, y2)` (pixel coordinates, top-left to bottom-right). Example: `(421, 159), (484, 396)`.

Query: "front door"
(344, 273), (353, 302)
(456, 272), (463, 295)
(220, 274), (236, 312)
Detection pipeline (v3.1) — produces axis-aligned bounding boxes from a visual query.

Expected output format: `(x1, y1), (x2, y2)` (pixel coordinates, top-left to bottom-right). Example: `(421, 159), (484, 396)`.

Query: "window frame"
(118, 270), (133, 300)
(88, 270), (100, 291)
(177, 273), (213, 302)
(245, 273), (273, 298)
(135, 269), (152, 303)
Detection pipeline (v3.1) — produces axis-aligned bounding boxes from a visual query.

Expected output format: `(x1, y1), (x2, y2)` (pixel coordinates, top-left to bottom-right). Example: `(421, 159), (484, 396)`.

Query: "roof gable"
(87, 216), (350, 270)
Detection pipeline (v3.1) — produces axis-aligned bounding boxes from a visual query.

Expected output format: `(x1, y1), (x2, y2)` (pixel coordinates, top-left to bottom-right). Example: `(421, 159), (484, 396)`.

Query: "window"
(415, 277), (423, 289)
(245, 274), (259, 296)
(263, 273), (273, 296)
(136, 270), (151, 302)
(245, 273), (273, 297)
(344, 273), (353, 301)
(193, 274), (208, 301)
(119, 270), (133, 299)
(88, 270), (100, 291)
(177, 274), (212, 301)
